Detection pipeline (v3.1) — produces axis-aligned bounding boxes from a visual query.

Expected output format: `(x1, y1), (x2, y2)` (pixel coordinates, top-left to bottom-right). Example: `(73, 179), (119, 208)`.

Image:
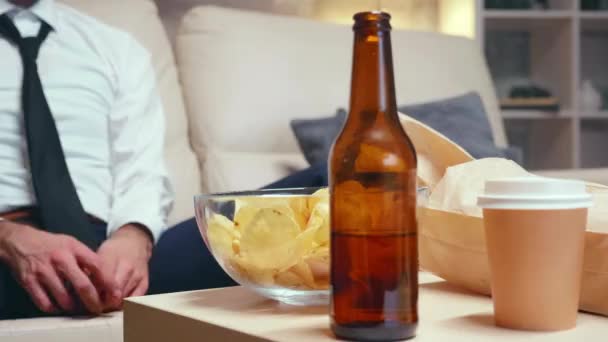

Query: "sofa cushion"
(61, 0), (200, 225)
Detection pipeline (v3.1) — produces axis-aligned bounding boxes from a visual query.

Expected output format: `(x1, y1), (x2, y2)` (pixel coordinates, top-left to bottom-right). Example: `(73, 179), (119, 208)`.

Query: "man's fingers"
(116, 262), (141, 299)
(70, 241), (102, 274)
(22, 276), (57, 314)
(101, 263), (132, 312)
(71, 240), (119, 297)
(124, 271), (140, 298)
(114, 261), (134, 297)
(129, 276), (148, 298)
(100, 260), (121, 310)
(38, 267), (75, 312)
(100, 261), (132, 310)
(57, 254), (103, 314)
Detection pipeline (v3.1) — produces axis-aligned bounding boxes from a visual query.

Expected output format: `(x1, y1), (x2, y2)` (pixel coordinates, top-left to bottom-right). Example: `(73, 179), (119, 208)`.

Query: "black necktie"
(0, 14), (98, 249)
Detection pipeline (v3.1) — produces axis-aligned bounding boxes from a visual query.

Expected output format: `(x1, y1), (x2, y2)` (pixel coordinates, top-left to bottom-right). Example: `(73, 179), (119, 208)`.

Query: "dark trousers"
(0, 163), (328, 318)
(148, 161), (328, 294)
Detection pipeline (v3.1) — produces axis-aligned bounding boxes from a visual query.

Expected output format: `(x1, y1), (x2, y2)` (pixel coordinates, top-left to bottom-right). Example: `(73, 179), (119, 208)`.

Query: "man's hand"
(0, 221), (118, 314)
(98, 224), (152, 311)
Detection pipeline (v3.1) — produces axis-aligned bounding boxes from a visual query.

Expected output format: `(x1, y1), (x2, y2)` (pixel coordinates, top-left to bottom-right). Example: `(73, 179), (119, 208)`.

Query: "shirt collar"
(0, 0), (57, 30)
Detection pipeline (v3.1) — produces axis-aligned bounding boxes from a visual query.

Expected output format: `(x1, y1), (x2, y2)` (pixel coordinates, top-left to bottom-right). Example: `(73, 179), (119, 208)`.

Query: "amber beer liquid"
(329, 11), (418, 341)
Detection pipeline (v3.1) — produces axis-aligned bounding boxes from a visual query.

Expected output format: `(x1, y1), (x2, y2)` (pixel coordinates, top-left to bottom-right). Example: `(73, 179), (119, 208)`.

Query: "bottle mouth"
(353, 11), (391, 31)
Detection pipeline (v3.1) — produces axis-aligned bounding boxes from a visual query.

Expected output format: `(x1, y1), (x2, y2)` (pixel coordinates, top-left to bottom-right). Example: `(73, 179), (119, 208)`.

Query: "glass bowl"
(195, 187), (330, 306)
(194, 187), (429, 306)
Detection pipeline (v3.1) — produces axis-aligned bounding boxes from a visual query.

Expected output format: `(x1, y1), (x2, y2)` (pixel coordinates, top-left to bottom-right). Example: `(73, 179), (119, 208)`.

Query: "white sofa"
(1, 1), (606, 341)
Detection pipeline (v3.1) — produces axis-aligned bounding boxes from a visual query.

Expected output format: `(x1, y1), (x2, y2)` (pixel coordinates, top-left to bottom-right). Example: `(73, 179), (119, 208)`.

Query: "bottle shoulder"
(333, 123), (416, 162)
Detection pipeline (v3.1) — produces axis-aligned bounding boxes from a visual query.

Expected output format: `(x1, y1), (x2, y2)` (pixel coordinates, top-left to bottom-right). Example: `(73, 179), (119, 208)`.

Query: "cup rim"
(478, 177), (593, 210)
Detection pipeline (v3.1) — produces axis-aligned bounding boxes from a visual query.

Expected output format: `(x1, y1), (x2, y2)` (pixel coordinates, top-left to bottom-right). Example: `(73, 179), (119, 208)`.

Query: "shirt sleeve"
(107, 36), (174, 243)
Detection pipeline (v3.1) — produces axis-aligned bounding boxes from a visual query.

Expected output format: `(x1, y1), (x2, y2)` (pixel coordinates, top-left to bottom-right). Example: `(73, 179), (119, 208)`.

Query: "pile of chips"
(206, 188), (330, 290)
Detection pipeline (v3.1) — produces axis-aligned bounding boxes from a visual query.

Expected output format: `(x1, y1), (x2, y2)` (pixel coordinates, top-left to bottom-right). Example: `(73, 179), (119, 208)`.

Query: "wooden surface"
(124, 273), (608, 341)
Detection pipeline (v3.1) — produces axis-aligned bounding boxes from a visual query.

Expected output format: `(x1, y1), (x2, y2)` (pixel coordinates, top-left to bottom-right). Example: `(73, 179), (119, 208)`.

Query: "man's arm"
(97, 36), (173, 309)
(105, 38), (173, 242)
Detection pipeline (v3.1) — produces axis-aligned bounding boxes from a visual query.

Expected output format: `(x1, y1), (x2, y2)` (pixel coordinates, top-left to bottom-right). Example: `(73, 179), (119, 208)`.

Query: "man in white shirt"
(0, 0), (325, 319)
(0, 0), (221, 318)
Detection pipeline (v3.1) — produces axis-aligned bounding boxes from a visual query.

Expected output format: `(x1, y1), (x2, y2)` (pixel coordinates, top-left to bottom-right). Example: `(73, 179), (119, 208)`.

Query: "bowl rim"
(194, 187), (325, 201)
(195, 186), (429, 202)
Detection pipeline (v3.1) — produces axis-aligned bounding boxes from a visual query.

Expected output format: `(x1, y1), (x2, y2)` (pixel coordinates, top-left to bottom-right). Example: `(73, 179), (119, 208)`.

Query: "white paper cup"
(478, 177), (593, 331)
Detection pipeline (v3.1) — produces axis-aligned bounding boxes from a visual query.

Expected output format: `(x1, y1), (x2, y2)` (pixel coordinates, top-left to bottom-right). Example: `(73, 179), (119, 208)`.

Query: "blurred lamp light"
(311, 0), (476, 39)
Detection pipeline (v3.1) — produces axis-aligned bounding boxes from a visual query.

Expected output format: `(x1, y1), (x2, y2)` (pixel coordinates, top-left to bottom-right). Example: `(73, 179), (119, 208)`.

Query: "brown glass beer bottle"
(329, 11), (418, 341)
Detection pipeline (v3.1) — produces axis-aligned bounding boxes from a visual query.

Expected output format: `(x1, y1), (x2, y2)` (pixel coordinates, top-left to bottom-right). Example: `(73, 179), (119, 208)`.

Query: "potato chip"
(306, 246), (329, 284)
(207, 213), (238, 258)
(306, 202), (330, 246)
(308, 245), (329, 259)
(287, 197), (310, 230)
(233, 202), (261, 233)
(235, 198), (307, 230)
(231, 257), (276, 286)
(274, 270), (312, 290)
(290, 260), (316, 289)
(285, 224), (317, 270)
(239, 208), (302, 270)
(274, 270), (307, 288)
(232, 239), (241, 255)
(237, 197), (292, 210)
(308, 188), (329, 213)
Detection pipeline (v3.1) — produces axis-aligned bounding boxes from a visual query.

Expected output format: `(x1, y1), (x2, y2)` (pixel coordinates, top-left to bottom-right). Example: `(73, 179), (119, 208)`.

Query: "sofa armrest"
(535, 168), (608, 186)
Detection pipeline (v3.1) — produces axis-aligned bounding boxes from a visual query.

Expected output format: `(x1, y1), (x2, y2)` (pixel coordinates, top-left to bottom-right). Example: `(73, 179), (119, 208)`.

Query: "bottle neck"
(348, 29), (398, 119)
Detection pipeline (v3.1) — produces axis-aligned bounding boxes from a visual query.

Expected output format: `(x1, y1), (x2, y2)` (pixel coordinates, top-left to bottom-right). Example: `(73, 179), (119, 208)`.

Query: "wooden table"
(124, 273), (607, 341)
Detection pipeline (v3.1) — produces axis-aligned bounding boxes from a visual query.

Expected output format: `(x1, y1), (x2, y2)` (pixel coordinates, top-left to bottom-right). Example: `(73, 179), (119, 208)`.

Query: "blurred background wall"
(154, 0), (453, 41)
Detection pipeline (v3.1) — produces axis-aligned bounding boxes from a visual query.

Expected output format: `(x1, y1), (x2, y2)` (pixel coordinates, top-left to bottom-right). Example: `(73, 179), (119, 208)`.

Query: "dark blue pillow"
(290, 93), (521, 166)
(290, 109), (346, 166)
(399, 92), (521, 162)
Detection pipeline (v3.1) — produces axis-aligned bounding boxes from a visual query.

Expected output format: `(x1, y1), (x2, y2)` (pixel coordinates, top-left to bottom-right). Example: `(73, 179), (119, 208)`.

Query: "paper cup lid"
(477, 177), (593, 210)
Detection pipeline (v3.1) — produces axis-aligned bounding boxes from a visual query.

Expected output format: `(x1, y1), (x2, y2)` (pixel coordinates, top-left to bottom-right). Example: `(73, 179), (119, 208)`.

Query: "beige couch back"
(53, 2), (507, 223)
(60, 0), (200, 225)
(177, 6), (506, 194)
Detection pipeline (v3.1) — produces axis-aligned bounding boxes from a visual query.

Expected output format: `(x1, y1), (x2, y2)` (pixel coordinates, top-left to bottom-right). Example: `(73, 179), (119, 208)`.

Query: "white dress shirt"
(0, 0), (173, 242)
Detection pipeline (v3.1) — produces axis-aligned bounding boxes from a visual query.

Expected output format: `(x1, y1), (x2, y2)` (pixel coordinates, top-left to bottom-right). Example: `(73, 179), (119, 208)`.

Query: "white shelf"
(580, 111), (608, 119)
(579, 11), (608, 19)
(484, 10), (574, 19)
(580, 12), (608, 29)
(501, 110), (574, 119)
(479, 0), (608, 170)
